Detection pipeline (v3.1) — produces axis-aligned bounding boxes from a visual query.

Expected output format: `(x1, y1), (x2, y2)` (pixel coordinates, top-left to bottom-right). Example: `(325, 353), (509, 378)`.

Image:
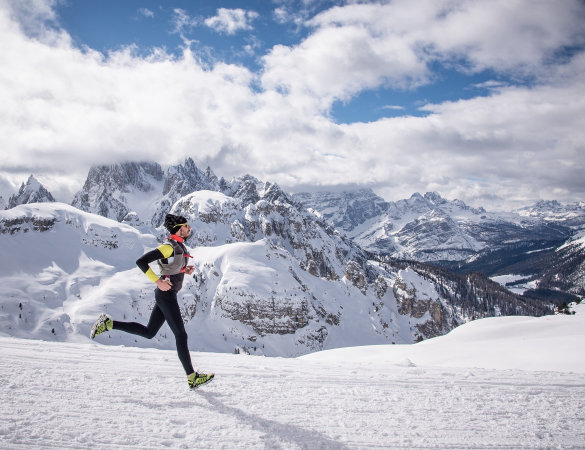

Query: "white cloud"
(171, 8), (199, 35)
(204, 8), (259, 35)
(339, 55), (585, 208)
(0, 0), (584, 210)
(137, 8), (154, 19)
(273, 7), (291, 25)
(262, 0), (585, 110)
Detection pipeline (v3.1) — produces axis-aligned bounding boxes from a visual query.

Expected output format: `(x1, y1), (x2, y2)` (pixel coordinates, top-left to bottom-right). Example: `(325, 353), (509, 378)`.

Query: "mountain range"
(293, 189), (582, 262)
(294, 188), (585, 301)
(1, 159), (582, 356)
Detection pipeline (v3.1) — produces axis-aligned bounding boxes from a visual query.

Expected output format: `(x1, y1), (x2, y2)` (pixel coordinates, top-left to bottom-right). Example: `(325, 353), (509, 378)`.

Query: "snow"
(1, 303), (584, 449)
(491, 274), (538, 295)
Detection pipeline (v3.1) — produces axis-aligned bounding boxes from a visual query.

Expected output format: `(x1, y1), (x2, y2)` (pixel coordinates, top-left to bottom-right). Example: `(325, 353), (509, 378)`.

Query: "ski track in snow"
(1, 337), (584, 449)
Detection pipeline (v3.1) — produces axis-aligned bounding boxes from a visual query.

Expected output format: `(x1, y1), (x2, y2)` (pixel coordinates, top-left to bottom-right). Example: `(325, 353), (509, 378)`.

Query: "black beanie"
(164, 213), (188, 234)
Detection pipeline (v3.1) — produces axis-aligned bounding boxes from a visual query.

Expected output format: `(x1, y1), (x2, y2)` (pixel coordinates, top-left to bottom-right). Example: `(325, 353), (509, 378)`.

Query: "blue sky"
(1, 0), (584, 210)
(54, 0), (507, 122)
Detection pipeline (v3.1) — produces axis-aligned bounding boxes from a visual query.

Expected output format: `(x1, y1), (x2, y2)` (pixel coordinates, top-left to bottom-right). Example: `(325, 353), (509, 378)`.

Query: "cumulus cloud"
(204, 8), (259, 35)
(0, 0), (584, 209)
(263, 0), (585, 110)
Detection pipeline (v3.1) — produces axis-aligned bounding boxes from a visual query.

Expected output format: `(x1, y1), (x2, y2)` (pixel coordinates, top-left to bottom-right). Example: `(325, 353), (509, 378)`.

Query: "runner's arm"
(136, 244), (174, 283)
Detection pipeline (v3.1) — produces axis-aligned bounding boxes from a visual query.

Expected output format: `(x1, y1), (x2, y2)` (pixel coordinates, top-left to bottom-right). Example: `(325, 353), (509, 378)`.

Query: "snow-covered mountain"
(71, 161), (164, 223)
(0, 202), (157, 340)
(70, 159), (221, 230)
(293, 189), (585, 302)
(70, 161), (582, 269)
(517, 199), (585, 227)
(293, 189), (574, 262)
(8, 174), (55, 208)
(0, 188), (547, 356)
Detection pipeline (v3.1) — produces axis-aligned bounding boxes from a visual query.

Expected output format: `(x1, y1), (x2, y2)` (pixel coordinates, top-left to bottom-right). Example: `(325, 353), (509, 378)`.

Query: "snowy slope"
(303, 301), (585, 373)
(0, 202), (158, 341)
(1, 302), (583, 449)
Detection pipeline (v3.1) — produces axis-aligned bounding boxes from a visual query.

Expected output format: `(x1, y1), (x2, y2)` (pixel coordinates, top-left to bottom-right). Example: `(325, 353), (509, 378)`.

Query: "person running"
(90, 213), (213, 390)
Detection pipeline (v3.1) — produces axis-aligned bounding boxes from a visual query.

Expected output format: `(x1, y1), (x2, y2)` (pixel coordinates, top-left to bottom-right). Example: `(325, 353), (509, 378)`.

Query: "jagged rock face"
(79, 162), (163, 195)
(0, 196), (6, 210)
(0, 216), (57, 234)
(392, 270), (452, 340)
(72, 161), (163, 222)
(183, 239), (342, 352)
(162, 158), (218, 199)
(216, 289), (311, 336)
(221, 174), (262, 206)
(345, 261), (367, 293)
(8, 175), (55, 208)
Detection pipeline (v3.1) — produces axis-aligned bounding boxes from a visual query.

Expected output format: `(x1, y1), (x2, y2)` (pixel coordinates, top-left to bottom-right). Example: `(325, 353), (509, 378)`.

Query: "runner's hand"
(156, 279), (173, 291)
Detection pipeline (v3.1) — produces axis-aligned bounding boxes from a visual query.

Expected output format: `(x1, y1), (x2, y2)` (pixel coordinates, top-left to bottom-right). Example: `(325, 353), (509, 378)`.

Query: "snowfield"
(1, 303), (584, 449)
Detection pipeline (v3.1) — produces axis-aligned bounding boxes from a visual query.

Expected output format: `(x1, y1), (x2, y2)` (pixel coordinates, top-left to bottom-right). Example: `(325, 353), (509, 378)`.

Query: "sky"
(0, 0), (584, 210)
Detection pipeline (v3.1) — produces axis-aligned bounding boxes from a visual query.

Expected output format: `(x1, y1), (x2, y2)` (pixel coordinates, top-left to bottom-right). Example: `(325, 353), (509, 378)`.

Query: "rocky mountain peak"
(423, 191), (447, 205)
(223, 174), (263, 206)
(8, 175), (55, 208)
(72, 161), (164, 222)
(261, 181), (289, 203)
(162, 158), (218, 197)
(82, 162), (163, 193)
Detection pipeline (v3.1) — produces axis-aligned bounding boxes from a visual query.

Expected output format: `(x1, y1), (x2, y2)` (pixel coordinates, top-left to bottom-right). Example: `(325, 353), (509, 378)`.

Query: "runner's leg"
(112, 300), (165, 339)
(154, 289), (195, 375)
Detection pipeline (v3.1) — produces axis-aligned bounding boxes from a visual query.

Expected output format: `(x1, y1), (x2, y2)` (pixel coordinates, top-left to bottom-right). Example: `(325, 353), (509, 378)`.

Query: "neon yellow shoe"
(188, 372), (214, 389)
(90, 313), (113, 339)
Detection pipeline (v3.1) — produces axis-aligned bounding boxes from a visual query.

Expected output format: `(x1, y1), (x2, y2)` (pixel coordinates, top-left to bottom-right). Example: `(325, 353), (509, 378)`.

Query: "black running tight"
(113, 289), (194, 375)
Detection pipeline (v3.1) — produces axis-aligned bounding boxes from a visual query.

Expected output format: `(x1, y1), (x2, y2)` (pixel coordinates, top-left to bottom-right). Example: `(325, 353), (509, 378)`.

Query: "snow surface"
(1, 303), (584, 449)
(490, 274), (538, 295)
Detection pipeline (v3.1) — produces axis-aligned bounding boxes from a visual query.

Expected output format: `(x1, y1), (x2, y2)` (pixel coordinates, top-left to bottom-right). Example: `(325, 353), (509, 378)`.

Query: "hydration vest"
(158, 236), (191, 276)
